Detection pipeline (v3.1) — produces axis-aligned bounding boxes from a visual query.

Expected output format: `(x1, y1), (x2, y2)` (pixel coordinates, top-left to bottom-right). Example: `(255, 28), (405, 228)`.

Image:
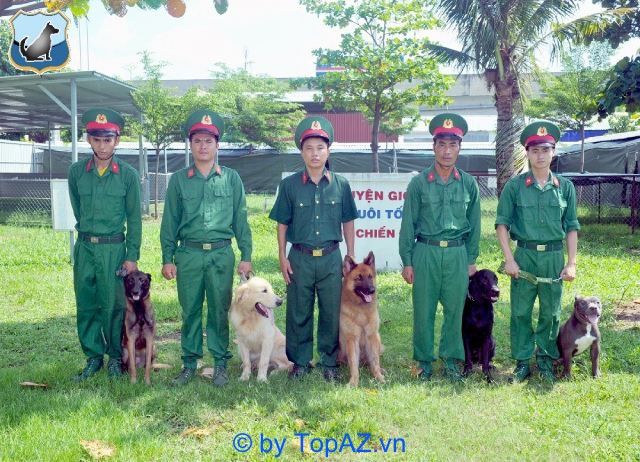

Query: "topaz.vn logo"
(8, 9), (70, 74)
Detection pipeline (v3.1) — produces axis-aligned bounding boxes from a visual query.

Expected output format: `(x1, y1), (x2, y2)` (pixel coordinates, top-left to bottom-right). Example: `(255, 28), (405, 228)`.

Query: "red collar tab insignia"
(215, 164), (221, 175)
(110, 161), (120, 174)
(537, 126), (547, 136)
(427, 171), (435, 182)
(202, 115), (212, 125)
(187, 168), (195, 178)
(311, 120), (322, 130)
(443, 119), (454, 129)
(525, 176), (534, 187)
(453, 168), (460, 180)
(552, 175), (560, 187)
(302, 171), (309, 184)
(85, 159), (93, 172)
(96, 114), (107, 124)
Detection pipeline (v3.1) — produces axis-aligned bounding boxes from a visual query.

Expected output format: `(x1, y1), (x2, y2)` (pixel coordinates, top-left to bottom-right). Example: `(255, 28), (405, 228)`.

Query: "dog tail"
(19, 37), (28, 58)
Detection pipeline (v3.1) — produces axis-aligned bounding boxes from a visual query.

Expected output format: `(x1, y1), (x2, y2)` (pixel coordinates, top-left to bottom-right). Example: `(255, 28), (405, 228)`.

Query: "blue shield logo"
(8, 9), (71, 74)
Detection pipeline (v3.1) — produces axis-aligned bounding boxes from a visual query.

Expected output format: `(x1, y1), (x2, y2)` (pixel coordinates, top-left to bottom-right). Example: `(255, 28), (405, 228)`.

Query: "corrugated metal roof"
(0, 70), (139, 131)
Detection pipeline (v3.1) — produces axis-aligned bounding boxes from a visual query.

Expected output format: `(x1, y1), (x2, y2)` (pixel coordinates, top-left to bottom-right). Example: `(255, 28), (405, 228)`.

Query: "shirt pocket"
(323, 194), (343, 222)
(210, 183), (232, 214)
(451, 188), (471, 223)
(77, 182), (93, 216)
(181, 190), (201, 217)
(292, 197), (313, 237)
(419, 190), (441, 229)
(516, 195), (538, 223)
(545, 191), (567, 224)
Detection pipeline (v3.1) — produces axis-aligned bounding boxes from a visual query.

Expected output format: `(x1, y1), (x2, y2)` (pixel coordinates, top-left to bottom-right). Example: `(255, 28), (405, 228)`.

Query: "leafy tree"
(0, 0), (228, 18)
(129, 51), (184, 219)
(201, 66), (305, 152)
(299, 0), (452, 172)
(431, 0), (633, 193)
(0, 20), (23, 76)
(589, 0), (640, 48)
(526, 43), (612, 172)
(608, 112), (640, 132)
(599, 54), (640, 116)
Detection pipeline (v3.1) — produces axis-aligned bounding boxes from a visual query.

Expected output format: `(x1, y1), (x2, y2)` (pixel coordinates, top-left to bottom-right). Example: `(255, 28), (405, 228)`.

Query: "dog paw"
(240, 372), (250, 381)
(348, 379), (359, 387)
(257, 375), (268, 382)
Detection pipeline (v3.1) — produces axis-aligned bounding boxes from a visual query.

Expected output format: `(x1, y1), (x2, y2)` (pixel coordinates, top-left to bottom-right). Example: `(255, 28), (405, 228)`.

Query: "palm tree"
(432, 0), (633, 194)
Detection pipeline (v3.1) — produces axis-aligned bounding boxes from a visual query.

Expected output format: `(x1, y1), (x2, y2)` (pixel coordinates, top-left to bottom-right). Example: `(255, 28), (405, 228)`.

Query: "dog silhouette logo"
(8, 9), (71, 74)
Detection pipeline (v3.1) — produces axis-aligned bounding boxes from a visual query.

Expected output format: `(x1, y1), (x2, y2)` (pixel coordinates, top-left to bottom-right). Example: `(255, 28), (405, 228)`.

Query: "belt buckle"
(439, 241), (448, 248)
(312, 249), (323, 257)
(90, 236), (99, 244)
(536, 244), (546, 251)
(203, 243), (212, 250)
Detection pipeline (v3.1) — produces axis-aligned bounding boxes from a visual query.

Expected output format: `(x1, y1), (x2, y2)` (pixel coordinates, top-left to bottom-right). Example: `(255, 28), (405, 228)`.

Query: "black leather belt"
(517, 241), (563, 252)
(183, 239), (231, 251)
(417, 236), (464, 248)
(292, 242), (339, 257)
(79, 232), (125, 244)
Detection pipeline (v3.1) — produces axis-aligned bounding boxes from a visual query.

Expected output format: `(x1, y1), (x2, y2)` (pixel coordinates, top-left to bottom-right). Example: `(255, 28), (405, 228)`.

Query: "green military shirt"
(399, 165), (481, 266)
(495, 171), (580, 242)
(68, 156), (142, 261)
(160, 164), (252, 264)
(269, 170), (358, 248)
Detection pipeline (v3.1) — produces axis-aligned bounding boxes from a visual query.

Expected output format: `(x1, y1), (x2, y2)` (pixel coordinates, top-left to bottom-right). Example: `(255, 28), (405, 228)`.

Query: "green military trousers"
(412, 242), (468, 365)
(73, 240), (126, 360)
(286, 247), (342, 368)
(175, 245), (235, 369)
(510, 247), (564, 365)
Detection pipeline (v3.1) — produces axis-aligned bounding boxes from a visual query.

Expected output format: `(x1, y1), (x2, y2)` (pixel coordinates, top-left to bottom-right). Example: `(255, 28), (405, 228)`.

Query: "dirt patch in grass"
(157, 330), (181, 344)
(613, 299), (640, 328)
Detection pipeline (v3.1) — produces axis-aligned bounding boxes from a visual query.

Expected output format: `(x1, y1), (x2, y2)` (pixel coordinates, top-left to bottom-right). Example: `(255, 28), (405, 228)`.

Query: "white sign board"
(281, 172), (414, 271)
(51, 179), (76, 231)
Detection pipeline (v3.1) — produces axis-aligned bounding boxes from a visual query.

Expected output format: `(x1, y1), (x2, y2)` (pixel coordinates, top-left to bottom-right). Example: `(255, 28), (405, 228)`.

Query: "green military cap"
(294, 116), (334, 149)
(428, 113), (468, 140)
(520, 120), (561, 148)
(184, 109), (225, 140)
(82, 107), (124, 136)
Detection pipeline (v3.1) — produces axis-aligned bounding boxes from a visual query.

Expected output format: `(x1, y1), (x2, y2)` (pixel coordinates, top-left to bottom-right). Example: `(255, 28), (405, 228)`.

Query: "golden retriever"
(229, 275), (292, 381)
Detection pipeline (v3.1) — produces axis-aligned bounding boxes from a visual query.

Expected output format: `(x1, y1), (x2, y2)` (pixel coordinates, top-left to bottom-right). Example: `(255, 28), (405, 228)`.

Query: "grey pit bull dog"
(557, 296), (602, 379)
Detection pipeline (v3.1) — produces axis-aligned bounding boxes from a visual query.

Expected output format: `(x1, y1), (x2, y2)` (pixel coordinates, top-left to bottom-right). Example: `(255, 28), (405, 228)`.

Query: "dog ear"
(146, 273), (152, 282)
(343, 255), (356, 276)
(235, 285), (247, 303)
(363, 251), (375, 268)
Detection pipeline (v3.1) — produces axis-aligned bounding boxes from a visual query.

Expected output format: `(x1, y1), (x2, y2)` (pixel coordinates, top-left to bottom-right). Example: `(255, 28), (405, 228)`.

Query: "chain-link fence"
(1, 173), (639, 231)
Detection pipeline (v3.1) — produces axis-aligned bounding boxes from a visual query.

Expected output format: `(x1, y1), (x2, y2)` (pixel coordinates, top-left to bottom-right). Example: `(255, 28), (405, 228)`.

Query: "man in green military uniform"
(160, 109), (252, 387)
(399, 113), (481, 382)
(496, 120), (579, 383)
(68, 107), (142, 381)
(269, 116), (357, 382)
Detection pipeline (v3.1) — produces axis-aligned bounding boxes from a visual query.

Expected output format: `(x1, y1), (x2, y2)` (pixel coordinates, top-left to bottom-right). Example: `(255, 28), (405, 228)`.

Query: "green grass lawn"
(1, 196), (639, 461)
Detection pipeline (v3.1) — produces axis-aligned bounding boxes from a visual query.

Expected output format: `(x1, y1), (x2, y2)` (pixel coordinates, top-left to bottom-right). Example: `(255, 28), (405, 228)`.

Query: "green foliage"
(526, 43), (613, 133)
(299, 0), (452, 171)
(599, 54), (640, 116)
(608, 112), (640, 132)
(590, 0), (640, 48)
(0, 20), (23, 76)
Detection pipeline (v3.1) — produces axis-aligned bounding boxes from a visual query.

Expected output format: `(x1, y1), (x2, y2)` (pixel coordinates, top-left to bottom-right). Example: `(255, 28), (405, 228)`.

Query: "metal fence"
(1, 173), (638, 231)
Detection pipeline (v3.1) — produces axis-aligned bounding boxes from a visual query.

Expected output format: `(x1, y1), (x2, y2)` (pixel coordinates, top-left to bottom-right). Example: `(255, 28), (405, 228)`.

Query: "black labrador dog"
(462, 269), (500, 382)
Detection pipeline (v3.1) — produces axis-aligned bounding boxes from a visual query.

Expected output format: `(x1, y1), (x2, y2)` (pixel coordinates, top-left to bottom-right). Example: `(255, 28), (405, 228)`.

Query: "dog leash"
(498, 262), (563, 285)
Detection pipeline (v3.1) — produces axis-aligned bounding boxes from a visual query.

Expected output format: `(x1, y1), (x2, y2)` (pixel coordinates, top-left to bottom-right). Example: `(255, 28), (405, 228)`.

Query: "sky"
(32, 0), (640, 80)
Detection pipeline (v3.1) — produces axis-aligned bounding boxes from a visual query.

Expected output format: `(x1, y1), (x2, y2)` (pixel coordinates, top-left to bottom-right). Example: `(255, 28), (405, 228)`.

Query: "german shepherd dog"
(337, 251), (385, 387)
(121, 271), (156, 385)
(19, 22), (60, 62)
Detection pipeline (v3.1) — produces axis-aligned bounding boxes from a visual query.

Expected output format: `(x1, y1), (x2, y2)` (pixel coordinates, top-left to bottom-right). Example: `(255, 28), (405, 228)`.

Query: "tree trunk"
(487, 63), (526, 197)
(371, 109), (381, 173)
(580, 124), (585, 173)
(154, 147), (160, 219)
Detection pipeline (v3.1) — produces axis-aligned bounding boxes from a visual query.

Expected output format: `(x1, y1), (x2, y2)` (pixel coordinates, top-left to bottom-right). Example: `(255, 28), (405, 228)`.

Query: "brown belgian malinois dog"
(337, 251), (385, 387)
(121, 271), (156, 385)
